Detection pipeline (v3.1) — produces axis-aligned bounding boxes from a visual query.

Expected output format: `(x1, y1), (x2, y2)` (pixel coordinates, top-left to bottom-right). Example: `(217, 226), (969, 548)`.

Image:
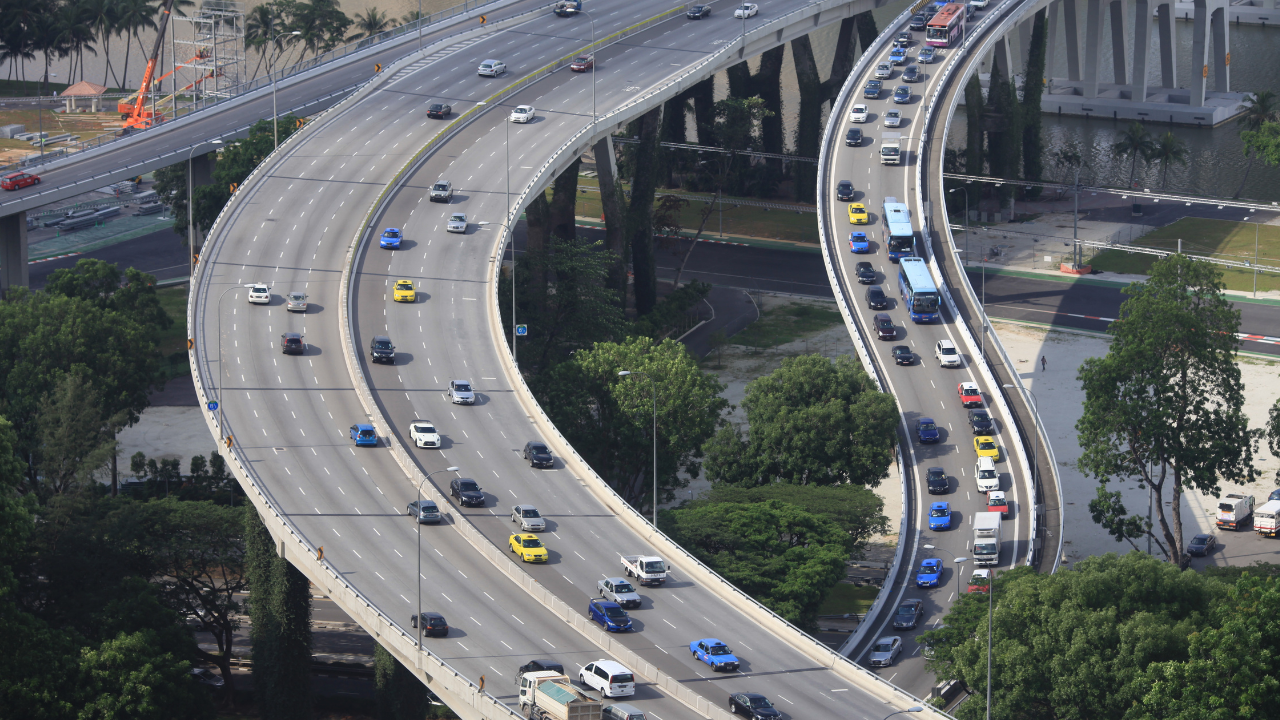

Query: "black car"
(893, 30), (911, 47)
(845, 127), (862, 146)
(280, 332), (304, 355)
(969, 408), (995, 434)
(926, 467), (948, 494)
(893, 599), (923, 629)
(523, 440), (554, 468)
(865, 284), (889, 309)
(426, 102), (452, 118)
(891, 345), (913, 365)
(370, 335), (395, 364)
(873, 312), (895, 340)
(515, 659), (564, 687)
(903, 64), (922, 82)
(836, 180), (855, 201)
(410, 611), (449, 637)
(1188, 533), (1217, 556)
(450, 478), (484, 507)
(729, 693), (781, 720)
(922, 6), (938, 19)
(855, 261), (876, 284)
(687, 4), (711, 18)
(909, 13), (927, 29)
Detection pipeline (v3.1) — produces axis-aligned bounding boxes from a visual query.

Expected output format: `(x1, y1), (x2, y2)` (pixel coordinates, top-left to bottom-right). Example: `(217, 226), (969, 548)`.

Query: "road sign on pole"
(516, 324), (527, 336)
(207, 401), (218, 411)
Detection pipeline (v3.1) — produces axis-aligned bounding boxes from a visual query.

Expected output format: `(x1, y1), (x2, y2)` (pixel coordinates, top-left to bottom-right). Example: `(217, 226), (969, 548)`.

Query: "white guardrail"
(914, 0), (1063, 571)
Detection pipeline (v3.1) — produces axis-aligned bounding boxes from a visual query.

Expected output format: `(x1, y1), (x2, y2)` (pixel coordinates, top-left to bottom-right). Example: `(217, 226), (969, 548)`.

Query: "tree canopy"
(704, 354), (898, 488)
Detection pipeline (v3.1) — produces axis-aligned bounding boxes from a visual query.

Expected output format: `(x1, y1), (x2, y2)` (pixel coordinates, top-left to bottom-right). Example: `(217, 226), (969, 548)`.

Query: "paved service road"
(818, 0), (1034, 699)
(197, 1), (915, 718)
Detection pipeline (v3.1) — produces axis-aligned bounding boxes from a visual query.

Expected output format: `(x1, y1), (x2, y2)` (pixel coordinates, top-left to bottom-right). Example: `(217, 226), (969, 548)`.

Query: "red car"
(958, 382), (983, 408)
(569, 54), (594, 72)
(1, 171), (39, 190)
(967, 569), (991, 594)
(987, 490), (1010, 518)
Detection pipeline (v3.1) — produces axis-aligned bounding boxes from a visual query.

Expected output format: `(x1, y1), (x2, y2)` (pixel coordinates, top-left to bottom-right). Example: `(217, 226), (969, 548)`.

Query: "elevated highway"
(191, 1), (946, 719)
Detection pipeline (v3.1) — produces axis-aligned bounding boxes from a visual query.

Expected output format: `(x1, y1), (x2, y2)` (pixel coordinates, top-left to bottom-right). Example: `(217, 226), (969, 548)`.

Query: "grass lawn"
(732, 302), (845, 349)
(562, 179), (821, 244)
(817, 582), (880, 616)
(1093, 218), (1280, 293)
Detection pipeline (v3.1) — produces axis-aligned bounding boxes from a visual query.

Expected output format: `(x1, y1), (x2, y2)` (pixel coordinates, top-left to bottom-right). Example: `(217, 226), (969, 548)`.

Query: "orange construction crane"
(122, 0), (178, 131)
(117, 49), (210, 115)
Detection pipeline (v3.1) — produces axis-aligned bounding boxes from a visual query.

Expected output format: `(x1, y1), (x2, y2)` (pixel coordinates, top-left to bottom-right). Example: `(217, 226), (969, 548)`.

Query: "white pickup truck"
(620, 555), (667, 586)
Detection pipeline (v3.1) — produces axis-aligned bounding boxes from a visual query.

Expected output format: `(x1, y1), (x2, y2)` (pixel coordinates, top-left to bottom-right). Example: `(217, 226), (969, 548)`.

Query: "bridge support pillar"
(1132, 0), (1151, 101)
(0, 211), (28, 296)
(1062, 0), (1082, 81)
(1081, 0), (1106, 98)
(1191, 0), (1230, 107)
(1109, 0), (1128, 89)
(1156, 1), (1177, 89)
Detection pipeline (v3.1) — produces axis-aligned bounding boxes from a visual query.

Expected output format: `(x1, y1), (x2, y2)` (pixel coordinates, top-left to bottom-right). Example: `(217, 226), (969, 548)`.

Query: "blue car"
(587, 599), (632, 632)
(690, 638), (740, 672)
(863, 80), (882, 98)
(849, 232), (870, 253)
(929, 502), (952, 530)
(889, 47), (908, 65)
(380, 228), (402, 249)
(918, 47), (937, 64)
(916, 417), (940, 444)
(893, 85), (912, 104)
(350, 423), (377, 447)
(916, 558), (942, 587)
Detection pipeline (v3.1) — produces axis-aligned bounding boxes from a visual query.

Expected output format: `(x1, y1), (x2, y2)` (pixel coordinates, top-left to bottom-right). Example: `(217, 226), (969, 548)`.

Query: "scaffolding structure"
(172, 0), (246, 110)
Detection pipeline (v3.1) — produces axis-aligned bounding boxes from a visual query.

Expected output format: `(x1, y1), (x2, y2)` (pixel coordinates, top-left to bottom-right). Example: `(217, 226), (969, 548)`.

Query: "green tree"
(1149, 131), (1188, 190)
(244, 505), (313, 719)
(1020, 9), (1048, 196)
(76, 630), (210, 720)
(35, 373), (120, 497)
(375, 644), (454, 720)
(660, 499), (850, 631)
(964, 74), (985, 176)
(702, 483), (888, 557)
(1112, 121), (1155, 189)
(626, 106), (664, 316)
(346, 6), (393, 41)
(1076, 254), (1258, 566)
(704, 355), (898, 488)
(920, 553), (1221, 720)
(532, 337), (727, 513)
(1241, 120), (1280, 170)
(1232, 90), (1278, 198)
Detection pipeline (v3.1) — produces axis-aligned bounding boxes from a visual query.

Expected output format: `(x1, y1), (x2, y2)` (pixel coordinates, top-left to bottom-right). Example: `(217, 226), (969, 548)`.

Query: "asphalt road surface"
(27, 226), (187, 288)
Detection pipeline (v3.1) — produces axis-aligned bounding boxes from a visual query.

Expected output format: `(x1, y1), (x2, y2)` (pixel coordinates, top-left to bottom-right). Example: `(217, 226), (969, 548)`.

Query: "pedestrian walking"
(1040, 355), (1047, 372)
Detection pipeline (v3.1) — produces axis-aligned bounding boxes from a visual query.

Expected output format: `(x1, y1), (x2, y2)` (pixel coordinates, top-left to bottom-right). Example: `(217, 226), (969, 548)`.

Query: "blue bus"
(898, 257), (941, 323)
(883, 197), (916, 262)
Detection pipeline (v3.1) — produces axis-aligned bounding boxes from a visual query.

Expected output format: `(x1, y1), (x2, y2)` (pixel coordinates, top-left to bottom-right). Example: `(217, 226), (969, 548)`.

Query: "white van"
(975, 456), (999, 493)
(579, 660), (635, 698)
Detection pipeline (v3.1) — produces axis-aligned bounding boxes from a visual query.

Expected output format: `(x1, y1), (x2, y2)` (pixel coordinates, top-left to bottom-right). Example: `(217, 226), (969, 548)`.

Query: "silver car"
(597, 577), (641, 609)
(407, 499), (441, 524)
(449, 379), (475, 404)
(285, 291), (308, 312)
(511, 504), (546, 532)
(868, 636), (902, 667)
(874, 62), (892, 79)
(447, 212), (467, 233)
(478, 59), (506, 76)
(430, 180), (453, 202)
(884, 109), (902, 128)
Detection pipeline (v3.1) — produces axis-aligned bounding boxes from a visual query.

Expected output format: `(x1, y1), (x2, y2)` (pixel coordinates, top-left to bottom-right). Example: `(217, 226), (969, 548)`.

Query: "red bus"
(926, 3), (966, 47)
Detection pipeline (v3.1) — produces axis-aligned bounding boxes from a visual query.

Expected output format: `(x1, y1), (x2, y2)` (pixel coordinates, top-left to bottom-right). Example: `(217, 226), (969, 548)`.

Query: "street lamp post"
(1245, 215), (1260, 297)
(189, 139), (224, 280)
(416, 467), (460, 649)
(986, 568), (995, 720)
(270, 31), (302, 149)
(880, 707), (925, 720)
(618, 370), (657, 525)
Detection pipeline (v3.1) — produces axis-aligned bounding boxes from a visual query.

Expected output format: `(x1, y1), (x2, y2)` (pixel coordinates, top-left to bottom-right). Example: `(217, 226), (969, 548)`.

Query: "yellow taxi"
(847, 203), (869, 224)
(393, 279), (416, 302)
(973, 436), (1001, 461)
(509, 533), (548, 563)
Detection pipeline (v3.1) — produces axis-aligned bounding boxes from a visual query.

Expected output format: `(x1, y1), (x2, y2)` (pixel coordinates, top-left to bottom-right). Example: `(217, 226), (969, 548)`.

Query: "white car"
(935, 339), (961, 367)
(446, 213), (467, 233)
(511, 504), (546, 532)
(733, 2), (758, 18)
(477, 59), (506, 77)
(246, 284), (270, 304)
(874, 62), (892, 79)
(884, 109), (902, 127)
(579, 660), (636, 698)
(848, 104), (868, 123)
(509, 105), (535, 123)
(410, 420), (441, 448)
(285, 291), (308, 312)
(969, 0), (989, 7)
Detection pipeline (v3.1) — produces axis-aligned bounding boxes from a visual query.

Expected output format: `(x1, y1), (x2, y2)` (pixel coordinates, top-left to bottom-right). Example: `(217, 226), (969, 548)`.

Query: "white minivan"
(580, 660), (635, 698)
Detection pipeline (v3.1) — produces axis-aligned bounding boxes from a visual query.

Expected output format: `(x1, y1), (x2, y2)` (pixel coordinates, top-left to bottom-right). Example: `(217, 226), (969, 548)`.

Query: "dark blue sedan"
(690, 638), (740, 672)
(849, 232), (870, 253)
(863, 80), (882, 98)
(380, 228), (402, 249)
(916, 417), (940, 444)
(587, 599), (631, 632)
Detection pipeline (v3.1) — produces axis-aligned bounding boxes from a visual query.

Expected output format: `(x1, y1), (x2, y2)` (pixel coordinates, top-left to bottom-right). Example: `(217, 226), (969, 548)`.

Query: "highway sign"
(516, 324), (527, 336)
(207, 401), (218, 411)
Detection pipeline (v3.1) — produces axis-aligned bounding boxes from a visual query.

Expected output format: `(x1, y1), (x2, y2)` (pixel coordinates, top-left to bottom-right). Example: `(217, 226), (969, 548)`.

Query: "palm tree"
(58, 0), (100, 83)
(83, 0), (121, 88)
(401, 9), (423, 25)
(1233, 90), (1278, 198)
(245, 3), (284, 80)
(1149, 131), (1188, 189)
(114, 0), (159, 90)
(346, 7), (393, 41)
(1111, 121), (1155, 189)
